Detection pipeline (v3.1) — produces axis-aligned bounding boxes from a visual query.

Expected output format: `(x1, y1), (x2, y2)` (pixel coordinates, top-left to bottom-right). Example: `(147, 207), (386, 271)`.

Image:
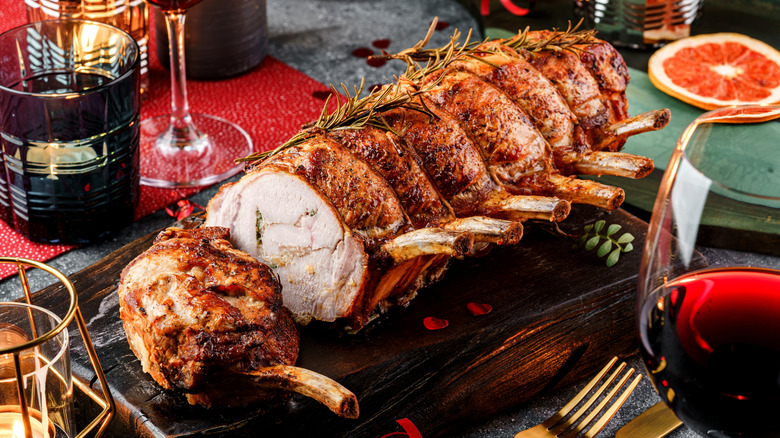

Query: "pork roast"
(205, 26), (668, 332)
(117, 226), (299, 407)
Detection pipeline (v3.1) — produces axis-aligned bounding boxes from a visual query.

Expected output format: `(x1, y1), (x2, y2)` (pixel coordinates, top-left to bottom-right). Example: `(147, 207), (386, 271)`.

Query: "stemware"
(637, 105), (780, 437)
(140, 0), (252, 187)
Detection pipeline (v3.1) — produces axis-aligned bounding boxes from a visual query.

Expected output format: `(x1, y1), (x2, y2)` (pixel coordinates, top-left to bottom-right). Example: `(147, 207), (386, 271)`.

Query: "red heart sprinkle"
(435, 20), (449, 30)
(366, 58), (387, 68)
(372, 38), (391, 49)
(423, 316), (449, 330)
(312, 90), (333, 100)
(351, 47), (374, 58)
(467, 302), (492, 316)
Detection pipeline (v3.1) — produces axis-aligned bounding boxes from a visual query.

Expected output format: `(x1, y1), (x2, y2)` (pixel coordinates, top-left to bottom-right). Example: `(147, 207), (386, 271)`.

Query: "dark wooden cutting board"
(35, 207), (647, 437)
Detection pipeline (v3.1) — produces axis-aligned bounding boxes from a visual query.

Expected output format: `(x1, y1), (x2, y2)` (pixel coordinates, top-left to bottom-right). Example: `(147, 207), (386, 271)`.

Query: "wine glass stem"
(162, 10), (204, 148)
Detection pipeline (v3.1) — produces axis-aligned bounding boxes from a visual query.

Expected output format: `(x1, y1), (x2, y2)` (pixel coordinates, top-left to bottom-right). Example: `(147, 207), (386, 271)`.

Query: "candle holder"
(0, 257), (114, 438)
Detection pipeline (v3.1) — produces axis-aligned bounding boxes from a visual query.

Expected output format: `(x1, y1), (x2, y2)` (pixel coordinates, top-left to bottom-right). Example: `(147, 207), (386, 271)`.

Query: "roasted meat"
(206, 136), (475, 329)
(379, 25), (669, 180)
(523, 30), (669, 154)
(207, 26), (669, 331)
(444, 40), (648, 179)
(118, 226), (358, 417)
(380, 83), (570, 222)
(327, 125), (524, 244)
(417, 68), (625, 210)
(447, 41), (583, 173)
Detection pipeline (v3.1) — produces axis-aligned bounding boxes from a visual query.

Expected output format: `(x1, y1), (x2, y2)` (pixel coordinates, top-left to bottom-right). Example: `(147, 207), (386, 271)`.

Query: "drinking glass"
(574, 0), (703, 49)
(24, 0), (151, 96)
(140, 0), (252, 188)
(637, 105), (780, 437)
(0, 19), (140, 244)
(0, 303), (72, 438)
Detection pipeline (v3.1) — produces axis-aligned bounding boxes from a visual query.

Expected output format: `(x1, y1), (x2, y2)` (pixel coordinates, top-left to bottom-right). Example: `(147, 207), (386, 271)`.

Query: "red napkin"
(0, 2), (329, 280)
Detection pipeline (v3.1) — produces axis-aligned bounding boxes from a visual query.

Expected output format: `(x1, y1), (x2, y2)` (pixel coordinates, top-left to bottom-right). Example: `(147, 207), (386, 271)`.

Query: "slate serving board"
(35, 207), (647, 438)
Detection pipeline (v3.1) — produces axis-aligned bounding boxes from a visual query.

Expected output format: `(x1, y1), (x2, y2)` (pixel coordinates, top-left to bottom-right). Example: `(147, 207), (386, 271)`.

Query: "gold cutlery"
(615, 401), (683, 438)
(514, 357), (641, 438)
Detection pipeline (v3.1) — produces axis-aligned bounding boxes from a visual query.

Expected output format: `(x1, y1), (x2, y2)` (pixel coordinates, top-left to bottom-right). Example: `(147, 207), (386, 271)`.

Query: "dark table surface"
(2, 0), (779, 436)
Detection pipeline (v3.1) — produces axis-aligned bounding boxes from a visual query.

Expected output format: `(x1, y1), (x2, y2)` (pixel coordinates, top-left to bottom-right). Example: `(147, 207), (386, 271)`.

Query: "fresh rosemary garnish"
(402, 28), (478, 83)
(237, 18), (599, 166)
(574, 219), (634, 267)
(381, 18), (483, 81)
(373, 18), (599, 71)
(238, 80), (432, 164)
(502, 20), (599, 53)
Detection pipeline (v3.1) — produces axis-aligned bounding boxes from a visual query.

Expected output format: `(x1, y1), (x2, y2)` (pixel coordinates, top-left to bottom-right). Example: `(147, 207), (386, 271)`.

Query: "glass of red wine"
(637, 105), (780, 437)
(140, 0), (252, 187)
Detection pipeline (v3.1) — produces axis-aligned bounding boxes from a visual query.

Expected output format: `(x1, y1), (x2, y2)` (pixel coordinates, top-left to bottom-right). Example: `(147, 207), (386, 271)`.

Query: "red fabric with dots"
(0, 3), (328, 280)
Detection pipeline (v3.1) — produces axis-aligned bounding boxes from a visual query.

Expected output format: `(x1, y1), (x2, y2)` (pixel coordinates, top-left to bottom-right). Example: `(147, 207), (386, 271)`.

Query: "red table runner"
(0, 2), (329, 280)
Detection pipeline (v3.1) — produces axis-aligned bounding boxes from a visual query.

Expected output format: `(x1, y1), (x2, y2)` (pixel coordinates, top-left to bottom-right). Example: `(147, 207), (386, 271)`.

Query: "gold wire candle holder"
(0, 257), (114, 438)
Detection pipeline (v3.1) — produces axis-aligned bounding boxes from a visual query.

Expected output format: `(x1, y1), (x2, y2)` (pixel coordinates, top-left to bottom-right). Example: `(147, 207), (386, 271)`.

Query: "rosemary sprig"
(373, 18), (599, 69)
(402, 27), (480, 83)
(384, 18), (484, 74)
(502, 20), (599, 53)
(238, 19), (600, 166)
(573, 219), (635, 267)
(238, 80), (432, 164)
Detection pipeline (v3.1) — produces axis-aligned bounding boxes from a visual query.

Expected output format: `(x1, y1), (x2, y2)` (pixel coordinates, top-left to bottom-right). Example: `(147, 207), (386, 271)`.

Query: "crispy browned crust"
(118, 227), (299, 407)
(327, 126), (455, 229)
(261, 135), (413, 251)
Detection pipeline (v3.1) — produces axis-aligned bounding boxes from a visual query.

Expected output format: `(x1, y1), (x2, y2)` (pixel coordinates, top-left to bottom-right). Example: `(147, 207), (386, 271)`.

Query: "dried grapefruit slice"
(648, 33), (780, 110)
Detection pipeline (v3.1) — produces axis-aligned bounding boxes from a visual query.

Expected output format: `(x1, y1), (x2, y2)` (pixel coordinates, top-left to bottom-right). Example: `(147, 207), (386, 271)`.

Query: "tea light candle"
(0, 410), (51, 438)
(0, 327), (53, 438)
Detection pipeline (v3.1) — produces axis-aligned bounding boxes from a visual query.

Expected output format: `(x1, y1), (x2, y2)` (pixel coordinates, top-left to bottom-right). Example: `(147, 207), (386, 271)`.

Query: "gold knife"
(615, 402), (683, 438)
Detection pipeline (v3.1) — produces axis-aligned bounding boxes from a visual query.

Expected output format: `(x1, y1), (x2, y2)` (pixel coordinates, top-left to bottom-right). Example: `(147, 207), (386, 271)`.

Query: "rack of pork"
(205, 26), (670, 331)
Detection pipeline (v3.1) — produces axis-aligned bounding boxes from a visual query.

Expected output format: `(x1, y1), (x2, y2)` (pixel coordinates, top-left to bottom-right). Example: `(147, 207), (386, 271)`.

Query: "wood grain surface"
(35, 208), (647, 437)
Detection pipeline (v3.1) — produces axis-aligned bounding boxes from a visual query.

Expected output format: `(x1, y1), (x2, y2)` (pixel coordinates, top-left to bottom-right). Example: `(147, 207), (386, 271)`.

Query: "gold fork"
(514, 357), (642, 438)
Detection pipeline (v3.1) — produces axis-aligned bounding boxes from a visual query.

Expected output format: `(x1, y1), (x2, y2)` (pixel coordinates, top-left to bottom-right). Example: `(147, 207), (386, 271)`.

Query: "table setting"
(0, 0), (778, 437)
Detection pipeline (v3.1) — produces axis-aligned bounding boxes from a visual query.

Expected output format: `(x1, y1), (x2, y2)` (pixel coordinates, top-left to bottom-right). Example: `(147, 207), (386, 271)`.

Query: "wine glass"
(637, 105), (780, 437)
(140, 0), (252, 187)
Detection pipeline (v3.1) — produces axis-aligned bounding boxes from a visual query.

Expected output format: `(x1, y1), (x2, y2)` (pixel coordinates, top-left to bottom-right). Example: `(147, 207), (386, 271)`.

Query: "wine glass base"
(140, 113), (253, 188)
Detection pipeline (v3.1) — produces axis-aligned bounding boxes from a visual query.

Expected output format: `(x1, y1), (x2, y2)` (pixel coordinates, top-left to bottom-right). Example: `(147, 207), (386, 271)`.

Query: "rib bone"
(573, 151), (654, 179)
(381, 228), (474, 264)
(549, 174), (625, 211)
(607, 109), (671, 137)
(246, 365), (359, 419)
(481, 195), (571, 222)
(444, 216), (523, 245)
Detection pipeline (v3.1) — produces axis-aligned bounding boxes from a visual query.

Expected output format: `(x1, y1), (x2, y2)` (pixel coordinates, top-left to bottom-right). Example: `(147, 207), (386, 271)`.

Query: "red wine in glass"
(639, 267), (780, 437)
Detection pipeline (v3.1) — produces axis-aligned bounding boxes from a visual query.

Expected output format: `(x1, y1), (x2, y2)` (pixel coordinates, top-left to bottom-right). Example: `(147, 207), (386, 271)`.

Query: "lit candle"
(0, 326), (51, 438)
(0, 410), (50, 438)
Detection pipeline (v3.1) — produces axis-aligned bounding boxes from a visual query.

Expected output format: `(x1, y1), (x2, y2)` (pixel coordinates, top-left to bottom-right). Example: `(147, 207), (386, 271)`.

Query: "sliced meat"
(208, 136), (471, 330)
(422, 69), (556, 196)
(521, 43), (611, 150)
(118, 226), (359, 417)
(448, 41), (585, 175)
(326, 126), (454, 229)
(206, 160), (370, 325)
(418, 69), (622, 210)
(381, 85), (569, 222)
